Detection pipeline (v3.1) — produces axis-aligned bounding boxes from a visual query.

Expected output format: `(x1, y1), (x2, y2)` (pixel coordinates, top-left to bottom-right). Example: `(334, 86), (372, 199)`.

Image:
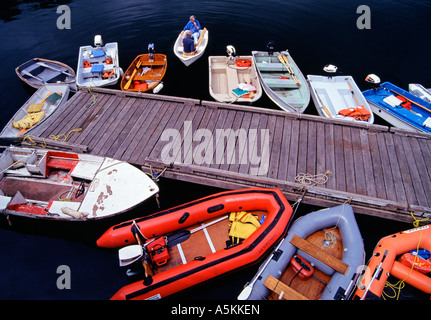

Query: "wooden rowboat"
(0, 83), (70, 141)
(120, 53), (167, 92)
(252, 50), (310, 113)
(97, 188), (293, 300)
(0, 146), (159, 221)
(173, 28), (208, 67)
(15, 58), (76, 91)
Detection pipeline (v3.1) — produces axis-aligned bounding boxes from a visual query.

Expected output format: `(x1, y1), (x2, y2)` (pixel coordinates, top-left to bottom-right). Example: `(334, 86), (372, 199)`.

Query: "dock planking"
(25, 87), (431, 224)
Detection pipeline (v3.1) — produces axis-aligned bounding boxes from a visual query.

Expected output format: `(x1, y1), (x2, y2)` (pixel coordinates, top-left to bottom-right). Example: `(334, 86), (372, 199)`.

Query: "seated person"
(181, 15), (202, 43)
(182, 30), (196, 55)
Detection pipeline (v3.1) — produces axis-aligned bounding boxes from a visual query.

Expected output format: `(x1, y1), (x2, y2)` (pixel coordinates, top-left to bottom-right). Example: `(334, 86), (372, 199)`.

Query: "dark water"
(0, 0), (429, 304)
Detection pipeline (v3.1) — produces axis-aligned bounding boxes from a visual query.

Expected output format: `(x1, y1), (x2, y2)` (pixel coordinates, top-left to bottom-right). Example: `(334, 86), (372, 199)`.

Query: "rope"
(22, 135), (46, 148)
(86, 86), (99, 109)
(410, 211), (429, 228)
(49, 128), (82, 142)
(322, 198), (351, 248)
(382, 225), (424, 300)
(295, 170), (332, 186)
(22, 128), (82, 149)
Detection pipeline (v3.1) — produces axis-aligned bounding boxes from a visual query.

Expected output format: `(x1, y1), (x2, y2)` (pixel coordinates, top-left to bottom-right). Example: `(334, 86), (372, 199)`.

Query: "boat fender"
(61, 207), (88, 219)
(153, 82), (164, 94)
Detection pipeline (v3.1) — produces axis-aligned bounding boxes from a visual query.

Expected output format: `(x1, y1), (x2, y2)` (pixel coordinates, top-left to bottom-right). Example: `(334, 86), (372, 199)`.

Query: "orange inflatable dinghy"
(97, 188), (294, 300)
(353, 225), (431, 300)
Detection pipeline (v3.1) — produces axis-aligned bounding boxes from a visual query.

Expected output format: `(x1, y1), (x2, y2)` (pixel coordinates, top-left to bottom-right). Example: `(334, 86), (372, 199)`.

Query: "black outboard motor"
(266, 40), (275, 55)
(148, 43), (155, 62)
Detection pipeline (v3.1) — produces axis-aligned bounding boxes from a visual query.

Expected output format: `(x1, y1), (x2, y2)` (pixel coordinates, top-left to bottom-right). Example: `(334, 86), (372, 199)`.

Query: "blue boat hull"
(363, 82), (431, 133)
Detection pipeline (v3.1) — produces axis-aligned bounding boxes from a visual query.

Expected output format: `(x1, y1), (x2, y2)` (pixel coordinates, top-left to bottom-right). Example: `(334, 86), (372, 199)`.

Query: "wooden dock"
(24, 87), (431, 224)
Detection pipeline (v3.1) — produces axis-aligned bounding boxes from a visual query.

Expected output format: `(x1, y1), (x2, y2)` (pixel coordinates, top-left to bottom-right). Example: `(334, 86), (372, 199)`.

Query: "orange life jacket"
(338, 105), (371, 121)
(83, 61), (92, 68)
(102, 69), (115, 79)
(396, 95), (412, 110)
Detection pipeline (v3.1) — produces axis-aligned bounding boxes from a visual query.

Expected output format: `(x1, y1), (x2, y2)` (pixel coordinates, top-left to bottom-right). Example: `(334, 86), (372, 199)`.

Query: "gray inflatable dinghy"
(238, 204), (365, 300)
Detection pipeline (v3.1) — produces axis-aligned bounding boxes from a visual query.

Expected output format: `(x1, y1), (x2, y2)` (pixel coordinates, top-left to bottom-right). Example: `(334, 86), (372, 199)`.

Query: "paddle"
(314, 88), (332, 118)
(388, 88), (431, 113)
(22, 70), (44, 82)
(195, 27), (207, 53)
(237, 238), (286, 300)
(347, 81), (361, 106)
(36, 61), (74, 77)
(282, 55), (300, 86)
(124, 60), (142, 90)
(277, 55), (300, 86)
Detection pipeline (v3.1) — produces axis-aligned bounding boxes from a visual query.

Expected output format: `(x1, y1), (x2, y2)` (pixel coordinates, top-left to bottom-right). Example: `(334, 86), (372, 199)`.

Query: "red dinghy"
(97, 188), (293, 300)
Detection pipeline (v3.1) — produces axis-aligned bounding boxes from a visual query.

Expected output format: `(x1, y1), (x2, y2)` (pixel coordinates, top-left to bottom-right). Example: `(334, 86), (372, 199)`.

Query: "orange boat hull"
(98, 188), (293, 300)
(354, 225), (431, 300)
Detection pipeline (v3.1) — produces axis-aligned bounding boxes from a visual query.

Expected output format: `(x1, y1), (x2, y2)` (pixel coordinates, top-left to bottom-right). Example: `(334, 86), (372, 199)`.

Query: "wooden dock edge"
(142, 159), (431, 224)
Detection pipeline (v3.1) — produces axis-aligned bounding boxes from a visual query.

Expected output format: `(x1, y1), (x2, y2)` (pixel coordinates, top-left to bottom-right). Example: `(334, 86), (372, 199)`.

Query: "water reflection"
(0, 0), (72, 22)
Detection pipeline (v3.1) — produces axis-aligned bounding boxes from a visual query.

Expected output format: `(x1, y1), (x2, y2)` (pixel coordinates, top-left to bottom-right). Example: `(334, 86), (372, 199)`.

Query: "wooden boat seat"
(263, 77), (298, 89)
(290, 234), (349, 275)
(256, 62), (286, 72)
(264, 275), (309, 300)
(139, 60), (167, 67)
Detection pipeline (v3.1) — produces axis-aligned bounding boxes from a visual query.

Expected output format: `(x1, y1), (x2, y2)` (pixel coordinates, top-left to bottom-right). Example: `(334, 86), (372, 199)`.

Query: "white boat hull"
(307, 75), (374, 124)
(76, 42), (122, 87)
(0, 147), (158, 221)
(173, 29), (209, 66)
(208, 55), (262, 103)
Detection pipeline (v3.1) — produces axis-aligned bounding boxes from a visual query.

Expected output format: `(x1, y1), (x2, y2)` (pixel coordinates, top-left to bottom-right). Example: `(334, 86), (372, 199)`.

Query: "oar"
(124, 59), (142, 90)
(22, 70), (44, 82)
(36, 61), (74, 77)
(314, 88), (332, 118)
(277, 55), (291, 73)
(282, 55), (300, 86)
(388, 88), (431, 113)
(195, 27), (207, 53)
(237, 238), (286, 300)
(347, 81), (361, 106)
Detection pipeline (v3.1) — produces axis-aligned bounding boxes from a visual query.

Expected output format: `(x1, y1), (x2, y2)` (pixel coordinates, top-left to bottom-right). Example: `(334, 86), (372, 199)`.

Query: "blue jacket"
(183, 20), (201, 34)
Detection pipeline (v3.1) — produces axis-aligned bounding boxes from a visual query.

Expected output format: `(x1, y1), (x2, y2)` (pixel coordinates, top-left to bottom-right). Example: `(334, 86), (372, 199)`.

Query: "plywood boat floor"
(268, 228), (343, 300)
(153, 211), (266, 275)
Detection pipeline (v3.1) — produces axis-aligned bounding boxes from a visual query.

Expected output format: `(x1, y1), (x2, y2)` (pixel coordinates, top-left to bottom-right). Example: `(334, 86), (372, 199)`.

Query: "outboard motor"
(365, 74), (381, 90)
(94, 35), (103, 48)
(266, 40), (275, 55)
(323, 64), (338, 79)
(226, 45), (236, 64)
(148, 43), (155, 62)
